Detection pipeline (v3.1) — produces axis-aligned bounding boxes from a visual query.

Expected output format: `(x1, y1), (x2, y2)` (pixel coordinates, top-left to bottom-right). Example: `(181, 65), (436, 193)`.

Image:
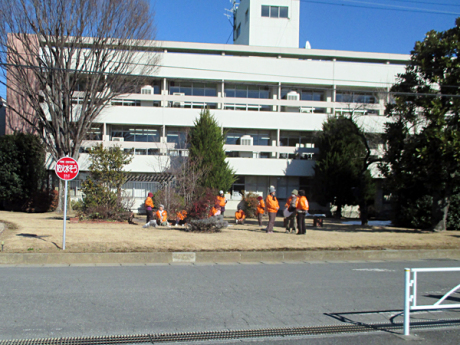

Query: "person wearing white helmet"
(216, 190), (227, 216)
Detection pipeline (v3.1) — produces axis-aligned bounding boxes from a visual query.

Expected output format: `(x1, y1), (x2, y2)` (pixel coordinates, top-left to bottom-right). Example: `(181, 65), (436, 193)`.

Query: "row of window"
(86, 125), (317, 148)
(132, 82), (378, 104)
(261, 5), (288, 18)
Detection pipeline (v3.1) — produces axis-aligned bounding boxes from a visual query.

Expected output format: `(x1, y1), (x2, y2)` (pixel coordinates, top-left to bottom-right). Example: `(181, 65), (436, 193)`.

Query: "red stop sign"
(55, 157), (79, 181)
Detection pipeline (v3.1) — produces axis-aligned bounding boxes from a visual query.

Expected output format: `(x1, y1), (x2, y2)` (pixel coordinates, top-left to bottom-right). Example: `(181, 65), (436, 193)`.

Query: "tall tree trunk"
(431, 190), (450, 231)
(359, 173), (369, 226)
(335, 202), (343, 218)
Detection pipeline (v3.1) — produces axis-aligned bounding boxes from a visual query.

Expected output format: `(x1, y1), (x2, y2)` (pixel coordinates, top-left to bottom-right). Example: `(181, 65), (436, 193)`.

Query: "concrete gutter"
(0, 249), (459, 265)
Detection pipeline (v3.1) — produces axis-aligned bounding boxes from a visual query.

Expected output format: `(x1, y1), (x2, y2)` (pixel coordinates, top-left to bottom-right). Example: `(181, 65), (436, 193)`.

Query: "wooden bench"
(306, 213), (326, 227)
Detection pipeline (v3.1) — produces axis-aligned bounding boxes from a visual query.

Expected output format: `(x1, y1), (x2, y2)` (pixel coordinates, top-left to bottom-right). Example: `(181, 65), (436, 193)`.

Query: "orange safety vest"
(145, 197), (154, 209)
(256, 199), (265, 215)
(265, 195), (279, 213)
(216, 195), (226, 207)
(296, 196), (309, 211)
(209, 207), (218, 217)
(235, 210), (246, 220)
(176, 210), (187, 220)
(156, 210), (168, 222)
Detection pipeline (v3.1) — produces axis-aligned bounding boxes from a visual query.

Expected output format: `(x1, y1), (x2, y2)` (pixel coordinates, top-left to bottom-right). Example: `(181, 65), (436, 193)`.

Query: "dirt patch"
(0, 211), (459, 253)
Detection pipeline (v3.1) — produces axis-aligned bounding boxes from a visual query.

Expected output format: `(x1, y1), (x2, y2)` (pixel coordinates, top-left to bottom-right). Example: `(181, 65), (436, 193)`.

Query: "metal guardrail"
(404, 267), (460, 336)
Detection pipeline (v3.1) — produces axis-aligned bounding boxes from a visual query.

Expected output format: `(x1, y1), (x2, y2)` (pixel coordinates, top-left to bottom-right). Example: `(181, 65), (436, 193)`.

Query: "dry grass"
(0, 211), (459, 253)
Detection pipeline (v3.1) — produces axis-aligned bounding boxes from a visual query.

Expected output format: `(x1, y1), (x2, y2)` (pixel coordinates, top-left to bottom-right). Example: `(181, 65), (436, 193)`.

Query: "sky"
(1, 0), (459, 99)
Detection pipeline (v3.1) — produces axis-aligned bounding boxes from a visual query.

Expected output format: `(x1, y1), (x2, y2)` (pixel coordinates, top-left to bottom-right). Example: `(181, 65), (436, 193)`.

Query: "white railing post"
(404, 268), (411, 336)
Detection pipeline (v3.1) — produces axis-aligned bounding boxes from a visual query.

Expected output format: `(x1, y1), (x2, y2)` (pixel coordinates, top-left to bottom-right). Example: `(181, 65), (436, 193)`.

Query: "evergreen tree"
(382, 18), (460, 231)
(188, 109), (236, 191)
(314, 115), (367, 218)
(0, 133), (46, 202)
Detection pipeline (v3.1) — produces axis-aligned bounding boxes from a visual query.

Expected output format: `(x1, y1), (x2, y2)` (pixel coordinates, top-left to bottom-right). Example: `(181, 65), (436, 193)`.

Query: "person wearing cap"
(284, 189), (298, 233)
(235, 206), (246, 224)
(296, 189), (309, 235)
(156, 204), (170, 227)
(144, 192), (154, 226)
(265, 186), (279, 233)
(256, 196), (265, 227)
(216, 190), (227, 216)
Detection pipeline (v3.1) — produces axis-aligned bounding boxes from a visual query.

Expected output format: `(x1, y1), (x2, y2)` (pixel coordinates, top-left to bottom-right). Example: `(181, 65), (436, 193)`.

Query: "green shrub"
(187, 217), (228, 233)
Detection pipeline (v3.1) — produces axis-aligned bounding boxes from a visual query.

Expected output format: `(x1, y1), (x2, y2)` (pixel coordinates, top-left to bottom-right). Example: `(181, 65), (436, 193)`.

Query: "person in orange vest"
(216, 190), (227, 216)
(256, 196), (265, 227)
(265, 186), (279, 233)
(156, 204), (170, 227)
(176, 210), (187, 227)
(209, 204), (221, 218)
(296, 189), (309, 235)
(284, 189), (298, 233)
(235, 207), (246, 224)
(143, 192), (155, 228)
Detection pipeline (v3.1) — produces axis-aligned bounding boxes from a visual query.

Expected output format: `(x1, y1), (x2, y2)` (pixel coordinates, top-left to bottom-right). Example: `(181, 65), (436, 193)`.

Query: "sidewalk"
(1, 211), (460, 264)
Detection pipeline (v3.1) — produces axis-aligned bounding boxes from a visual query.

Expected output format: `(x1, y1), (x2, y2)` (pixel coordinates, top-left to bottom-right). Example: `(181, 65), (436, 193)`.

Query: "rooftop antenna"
(224, 0), (239, 43)
(224, 0), (239, 26)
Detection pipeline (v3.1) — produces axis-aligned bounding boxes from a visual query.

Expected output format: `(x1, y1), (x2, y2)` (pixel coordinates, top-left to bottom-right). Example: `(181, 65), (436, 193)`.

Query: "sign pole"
(63, 179), (68, 250)
(55, 156), (79, 251)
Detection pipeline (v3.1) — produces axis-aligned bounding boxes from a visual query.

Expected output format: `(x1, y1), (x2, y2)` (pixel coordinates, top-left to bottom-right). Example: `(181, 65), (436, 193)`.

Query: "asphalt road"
(1, 259), (460, 343)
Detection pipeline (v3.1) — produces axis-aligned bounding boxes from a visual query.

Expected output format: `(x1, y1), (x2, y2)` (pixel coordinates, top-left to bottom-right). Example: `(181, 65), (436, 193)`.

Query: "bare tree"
(149, 128), (212, 215)
(0, 0), (160, 209)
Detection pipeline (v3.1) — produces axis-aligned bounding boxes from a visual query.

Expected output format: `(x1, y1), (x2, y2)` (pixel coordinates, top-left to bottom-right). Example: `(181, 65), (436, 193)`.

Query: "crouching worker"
(209, 204), (223, 221)
(156, 204), (171, 227)
(235, 207), (246, 224)
(176, 210), (187, 226)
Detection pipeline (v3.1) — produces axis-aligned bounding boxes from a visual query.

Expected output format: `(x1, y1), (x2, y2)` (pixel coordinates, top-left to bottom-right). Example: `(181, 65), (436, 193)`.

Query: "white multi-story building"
(8, 0), (410, 213)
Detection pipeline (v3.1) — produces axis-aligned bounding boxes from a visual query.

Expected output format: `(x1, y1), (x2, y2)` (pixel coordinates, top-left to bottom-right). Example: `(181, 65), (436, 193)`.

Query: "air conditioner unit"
(112, 137), (124, 142)
(160, 136), (167, 144)
(141, 85), (153, 95)
(173, 92), (185, 96)
(240, 135), (253, 146)
(287, 91), (300, 101)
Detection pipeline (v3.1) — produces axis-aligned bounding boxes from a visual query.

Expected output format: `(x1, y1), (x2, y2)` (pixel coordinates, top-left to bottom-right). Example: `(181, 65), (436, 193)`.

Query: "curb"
(0, 249), (459, 265)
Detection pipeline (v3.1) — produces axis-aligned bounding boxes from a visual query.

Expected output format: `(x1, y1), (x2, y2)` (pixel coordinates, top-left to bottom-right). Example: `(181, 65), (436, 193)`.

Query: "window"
(280, 131), (315, 147)
(166, 127), (188, 148)
(336, 91), (376, 104)
(224, 84), (270, 99)
(262, 5), (288, 18)
(111, 126), (160, 142)
(281, 87), (324, 101)
(85, 124), (102, 140)
(169, 81), (217, 97)
(261, 5), (269, 17)
(279, 6), (288, 18)
(225, 130), (273, 146)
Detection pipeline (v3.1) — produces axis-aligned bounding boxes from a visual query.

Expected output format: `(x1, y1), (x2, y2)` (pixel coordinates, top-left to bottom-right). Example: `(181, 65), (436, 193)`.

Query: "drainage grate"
(2, 319), (460, 345)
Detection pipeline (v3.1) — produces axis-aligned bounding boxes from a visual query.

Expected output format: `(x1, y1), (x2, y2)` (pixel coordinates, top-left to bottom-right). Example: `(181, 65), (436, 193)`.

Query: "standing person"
(284, 190), (298, 233)
(216, 190), (227, 216)
(143, 192), (154, 228)
(256, 196), (265, 228)
(296, 189), (309, 235)
(265, 186), (279, 233)
(156, 204), (170, 227)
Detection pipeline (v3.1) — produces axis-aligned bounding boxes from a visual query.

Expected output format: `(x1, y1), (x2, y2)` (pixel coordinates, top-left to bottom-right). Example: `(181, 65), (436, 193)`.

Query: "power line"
(388, 0), (460, 8)
(299, 0), (460, 15)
